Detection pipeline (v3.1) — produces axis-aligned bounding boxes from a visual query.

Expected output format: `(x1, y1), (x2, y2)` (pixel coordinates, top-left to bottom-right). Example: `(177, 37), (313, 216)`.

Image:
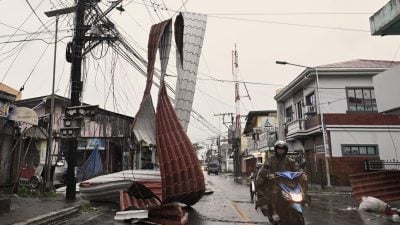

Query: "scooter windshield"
(275, 171), (303, 180)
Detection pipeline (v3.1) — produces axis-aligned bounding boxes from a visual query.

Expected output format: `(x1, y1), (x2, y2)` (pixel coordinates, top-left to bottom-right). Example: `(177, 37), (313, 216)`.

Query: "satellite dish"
(7, 107), (38, 125)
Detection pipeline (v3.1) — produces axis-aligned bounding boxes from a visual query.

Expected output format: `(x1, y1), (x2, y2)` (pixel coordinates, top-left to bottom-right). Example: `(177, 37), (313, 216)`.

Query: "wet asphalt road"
(60, 173), (397, 225)
(201, 173), (396, 225)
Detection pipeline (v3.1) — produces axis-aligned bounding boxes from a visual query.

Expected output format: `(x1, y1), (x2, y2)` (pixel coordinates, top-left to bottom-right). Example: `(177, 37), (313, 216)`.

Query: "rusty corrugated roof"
(156, 84), (205, 205)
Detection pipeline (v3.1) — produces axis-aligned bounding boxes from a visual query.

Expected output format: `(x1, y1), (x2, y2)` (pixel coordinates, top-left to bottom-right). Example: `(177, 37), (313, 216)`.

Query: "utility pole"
(65, 0), (87, 201)
(63, 0), (120, 200)
(213, 113), (234, 128)
(232, 44), (241, 177)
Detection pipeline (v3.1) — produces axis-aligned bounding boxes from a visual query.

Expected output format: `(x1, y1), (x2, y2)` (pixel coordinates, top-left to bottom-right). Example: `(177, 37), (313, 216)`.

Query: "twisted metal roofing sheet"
(131, 19), (172, 145)
(174, 12), (207, 132)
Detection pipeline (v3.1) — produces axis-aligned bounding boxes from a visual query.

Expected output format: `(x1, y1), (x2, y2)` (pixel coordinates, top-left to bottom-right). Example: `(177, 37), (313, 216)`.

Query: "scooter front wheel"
(278, 208), (304, 225)
(286, 209), (304, 225)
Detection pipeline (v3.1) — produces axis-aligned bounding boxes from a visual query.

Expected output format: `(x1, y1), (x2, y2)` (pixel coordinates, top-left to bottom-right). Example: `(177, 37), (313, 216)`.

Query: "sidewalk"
(0, 195), (85, 225)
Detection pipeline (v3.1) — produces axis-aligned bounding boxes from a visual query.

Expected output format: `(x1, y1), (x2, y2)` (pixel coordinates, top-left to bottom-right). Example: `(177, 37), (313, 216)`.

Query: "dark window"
(296, 101), (303, 119)
(341, 145), (378, 156)
(305, 92), (315, 106)
(285, 106), (293, 122)
(346, 88), (377, 112)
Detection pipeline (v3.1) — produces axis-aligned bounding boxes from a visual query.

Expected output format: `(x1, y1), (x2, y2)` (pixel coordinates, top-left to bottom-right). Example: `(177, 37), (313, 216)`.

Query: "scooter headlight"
(290, 193), (303, 202)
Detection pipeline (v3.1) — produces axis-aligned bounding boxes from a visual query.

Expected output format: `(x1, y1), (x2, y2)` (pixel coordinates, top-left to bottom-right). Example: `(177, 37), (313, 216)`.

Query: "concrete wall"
(373, 65), (400, 114)
(330, 129), (400, 161)
(319, 75), (374, 114)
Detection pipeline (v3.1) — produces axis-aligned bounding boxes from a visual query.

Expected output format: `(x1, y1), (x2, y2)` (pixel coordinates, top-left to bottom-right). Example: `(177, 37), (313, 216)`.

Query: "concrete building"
(242, 110), (278, 175)
(275, 59), (400, 186)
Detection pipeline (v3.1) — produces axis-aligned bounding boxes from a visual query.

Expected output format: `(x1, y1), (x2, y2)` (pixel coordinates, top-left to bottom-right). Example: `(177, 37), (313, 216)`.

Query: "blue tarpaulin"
(80, 145), (103, 181)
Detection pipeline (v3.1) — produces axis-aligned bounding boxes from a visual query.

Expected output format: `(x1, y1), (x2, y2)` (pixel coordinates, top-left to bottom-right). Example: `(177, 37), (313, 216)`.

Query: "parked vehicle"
(207, 162), (219, 175)
(28, 159), (67, 189)
(269, 171), (306, 225)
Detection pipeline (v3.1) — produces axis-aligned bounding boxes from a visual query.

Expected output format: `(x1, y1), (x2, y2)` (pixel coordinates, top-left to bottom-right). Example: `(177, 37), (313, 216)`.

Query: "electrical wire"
(206, 12), (372, 16)
(173, 0), (189, 16)
(25, 0), (52, 33)
(166, 74), (284, 87)
(20, 44), (51, 91)
(0, 36), (72, 45)
(142, 0), (156, 24)
(208, 15), (369, 32)
(0, 17), (55, 61)
(0, 0), (45, 53)
(132, 0), (371, 33)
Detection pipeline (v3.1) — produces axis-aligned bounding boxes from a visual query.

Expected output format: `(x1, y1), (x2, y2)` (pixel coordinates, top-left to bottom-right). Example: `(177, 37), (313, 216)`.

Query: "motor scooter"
(268, 171), (306, 225)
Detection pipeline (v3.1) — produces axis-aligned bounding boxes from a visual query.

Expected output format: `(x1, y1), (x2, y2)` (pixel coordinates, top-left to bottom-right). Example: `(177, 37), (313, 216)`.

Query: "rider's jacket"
(255, 156), (298, 204)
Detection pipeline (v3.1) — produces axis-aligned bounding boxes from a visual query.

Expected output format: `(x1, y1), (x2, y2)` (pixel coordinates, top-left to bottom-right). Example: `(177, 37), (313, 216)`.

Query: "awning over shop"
(24, 126), (47, 139)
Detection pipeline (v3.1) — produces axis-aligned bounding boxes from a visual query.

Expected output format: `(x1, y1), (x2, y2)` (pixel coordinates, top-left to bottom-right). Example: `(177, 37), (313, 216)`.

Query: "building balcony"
(286, 119), (306, 136)
(285, 115), (321, 139)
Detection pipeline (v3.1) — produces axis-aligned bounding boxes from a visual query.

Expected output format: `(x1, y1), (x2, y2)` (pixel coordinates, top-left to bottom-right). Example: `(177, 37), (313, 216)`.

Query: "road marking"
(230, 201), (255, 225)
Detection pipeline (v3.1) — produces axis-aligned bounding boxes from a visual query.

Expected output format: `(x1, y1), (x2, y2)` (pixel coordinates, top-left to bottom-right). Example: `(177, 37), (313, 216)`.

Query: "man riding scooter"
(255, 140), (308, 224)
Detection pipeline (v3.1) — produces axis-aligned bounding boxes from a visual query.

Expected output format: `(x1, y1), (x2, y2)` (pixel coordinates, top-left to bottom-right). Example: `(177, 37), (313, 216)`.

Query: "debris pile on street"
(359, 196), (390, 213)
(78, 170), (161, 202)
(359, 196), (400, 222)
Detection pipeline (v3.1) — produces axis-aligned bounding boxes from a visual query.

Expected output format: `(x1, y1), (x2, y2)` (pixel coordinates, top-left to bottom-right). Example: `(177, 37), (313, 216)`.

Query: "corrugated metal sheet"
(129, 17), (204, 210)
(156, 84), (205, 205)
(79, 170), (161, 202)
(132, 96), (156, 145)
(174, 12), (207, 132)
(132, 19), (172, 145)
(120, 190), (162, 211)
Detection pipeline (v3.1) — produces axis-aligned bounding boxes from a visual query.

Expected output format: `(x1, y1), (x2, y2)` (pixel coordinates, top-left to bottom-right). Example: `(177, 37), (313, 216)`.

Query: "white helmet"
(274, 140), (288, 152)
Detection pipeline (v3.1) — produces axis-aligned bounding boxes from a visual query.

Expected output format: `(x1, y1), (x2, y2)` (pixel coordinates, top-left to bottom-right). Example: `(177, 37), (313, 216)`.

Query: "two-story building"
(242, 110), (278, 175)
(275, 59), (400, 186)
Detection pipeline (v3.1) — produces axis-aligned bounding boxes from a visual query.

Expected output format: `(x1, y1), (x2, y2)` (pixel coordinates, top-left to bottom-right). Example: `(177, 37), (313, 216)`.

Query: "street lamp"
(44, 6), (76, 191)
(276, 60), (332, 187)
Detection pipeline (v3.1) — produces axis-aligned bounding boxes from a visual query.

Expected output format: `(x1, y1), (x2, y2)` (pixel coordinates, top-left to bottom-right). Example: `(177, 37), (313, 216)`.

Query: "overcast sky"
(0, 0), (398, 144)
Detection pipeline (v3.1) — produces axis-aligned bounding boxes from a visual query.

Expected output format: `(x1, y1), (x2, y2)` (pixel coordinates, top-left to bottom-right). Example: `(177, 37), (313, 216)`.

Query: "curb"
(13, 205), (81, 225)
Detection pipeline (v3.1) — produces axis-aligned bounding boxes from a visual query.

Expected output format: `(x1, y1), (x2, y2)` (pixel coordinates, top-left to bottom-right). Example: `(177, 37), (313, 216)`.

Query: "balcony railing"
(285, 115), (321, 137)
(286, 119), (306, 135)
